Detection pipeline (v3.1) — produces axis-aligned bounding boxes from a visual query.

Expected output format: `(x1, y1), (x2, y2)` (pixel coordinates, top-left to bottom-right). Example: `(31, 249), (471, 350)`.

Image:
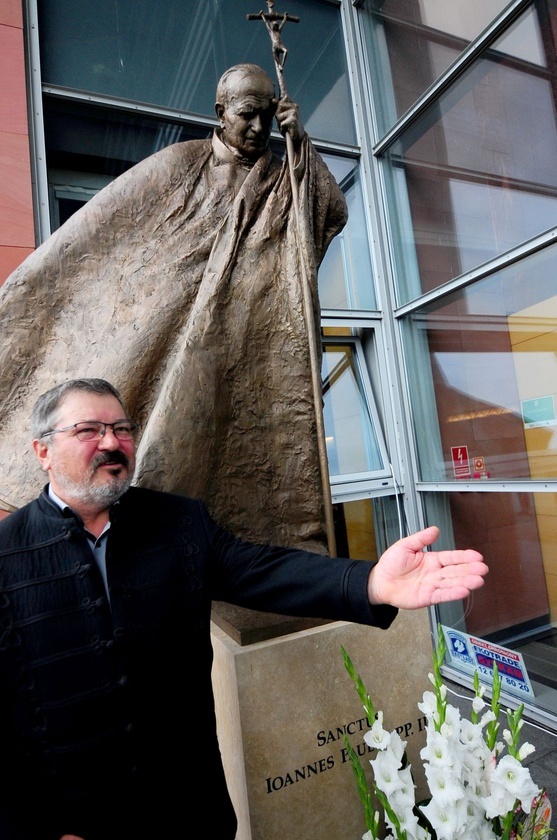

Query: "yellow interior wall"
(342, 499), (378, 562)
(509, 299), (557, 622)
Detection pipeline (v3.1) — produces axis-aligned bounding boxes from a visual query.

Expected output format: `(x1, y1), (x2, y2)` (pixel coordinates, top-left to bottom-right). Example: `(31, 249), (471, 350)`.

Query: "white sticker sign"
(441, 625), (535, 701)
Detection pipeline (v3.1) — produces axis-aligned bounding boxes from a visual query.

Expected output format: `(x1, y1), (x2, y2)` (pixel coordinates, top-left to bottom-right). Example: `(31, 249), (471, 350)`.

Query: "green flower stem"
(431, 627), (447, 731)
(485, 661), (501, 751)
(343, 735), (378, 836)
(374, 787), (407, 840)
(505, 703), (525, 759)
(472, 670), (481, 724)
(341, 646), (376, 722)
(499, 804), (517, 840)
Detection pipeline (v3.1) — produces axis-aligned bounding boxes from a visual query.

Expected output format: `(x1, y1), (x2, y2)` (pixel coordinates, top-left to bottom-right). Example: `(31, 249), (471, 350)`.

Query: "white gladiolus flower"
(420, 730), (453, 768)
(482, 777), (520, 818)
(493, 740), (505, 758)
(473, 821), (499, 839)
(480, 709), (496, 727)
(459, 717), (483, 747)
(418, 690), (438, 717)
(518, 741), (536, 761)
(481, 755), (540, 817)
(440, 703), (461, 741)
(494, 755), (541, 811)
(472, 695), (486, 714)
(462, 750), (492, 797)
(394, 805), (423, 839)
(389, 765), (416, 811)
(369, 749), (405, 798)
(386, 729), (406, 763)
(364, 712), (390, 751)
(420, 796), (466, 839)
(343, 640), (545, 840)
(424, 763), (463, 806)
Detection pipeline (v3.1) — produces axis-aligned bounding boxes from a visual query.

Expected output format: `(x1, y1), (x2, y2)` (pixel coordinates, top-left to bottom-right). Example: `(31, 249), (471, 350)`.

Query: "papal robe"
(0, 131), (347, 551)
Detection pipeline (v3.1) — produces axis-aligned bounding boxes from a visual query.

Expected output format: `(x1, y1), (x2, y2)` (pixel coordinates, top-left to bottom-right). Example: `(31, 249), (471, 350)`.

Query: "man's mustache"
(91, 450), (129, 470)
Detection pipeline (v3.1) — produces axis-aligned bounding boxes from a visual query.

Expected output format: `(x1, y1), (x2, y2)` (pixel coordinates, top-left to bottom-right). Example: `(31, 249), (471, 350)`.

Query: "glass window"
(37, 0), (355, 145)
(333, 495), (405, 561)
(43, 99), (213, 231)
(379, 1), (557, 303)
(44, 98), (211, 185)
(404, 239), (557, 483)
(359, 0), (511, 134)
(423, 490), (557, 718)
(319, 156), (376, 311)
(322, 337), (390, 482)
(48, 171), (114, 228)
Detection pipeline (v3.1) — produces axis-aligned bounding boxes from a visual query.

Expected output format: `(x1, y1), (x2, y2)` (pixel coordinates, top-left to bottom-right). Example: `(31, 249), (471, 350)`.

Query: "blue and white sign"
(441, 625), (535, 701)
(521, 395), (557, 429)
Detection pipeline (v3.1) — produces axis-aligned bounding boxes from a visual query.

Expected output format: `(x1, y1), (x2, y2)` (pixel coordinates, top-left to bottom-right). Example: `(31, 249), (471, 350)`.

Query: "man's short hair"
(31, 378), (125, 440)
(216, 63), (276, 108)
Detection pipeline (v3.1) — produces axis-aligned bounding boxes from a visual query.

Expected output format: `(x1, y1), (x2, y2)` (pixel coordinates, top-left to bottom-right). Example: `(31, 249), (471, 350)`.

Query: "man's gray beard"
(58, 473), (132, 509)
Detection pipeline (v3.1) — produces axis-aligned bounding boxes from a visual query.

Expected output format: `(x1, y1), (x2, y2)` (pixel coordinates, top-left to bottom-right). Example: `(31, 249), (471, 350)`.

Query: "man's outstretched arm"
(367, 525), (488, 610)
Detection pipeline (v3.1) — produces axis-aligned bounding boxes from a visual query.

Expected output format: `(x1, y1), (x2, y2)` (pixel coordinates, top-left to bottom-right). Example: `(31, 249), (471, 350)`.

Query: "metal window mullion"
(417, 481), (557, 493)
(339, 1), (421, 531)
(372, 0), (534, 157)
(24, 0), (51, 243)
(393, 225), (557, 319)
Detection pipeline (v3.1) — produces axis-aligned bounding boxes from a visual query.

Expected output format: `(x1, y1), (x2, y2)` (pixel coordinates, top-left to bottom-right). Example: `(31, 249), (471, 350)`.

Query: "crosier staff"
(247, 1), (338, 556)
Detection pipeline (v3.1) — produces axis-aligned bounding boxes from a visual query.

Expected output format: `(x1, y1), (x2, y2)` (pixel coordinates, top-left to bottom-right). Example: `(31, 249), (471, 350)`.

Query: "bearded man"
(0, 377), (488, 840)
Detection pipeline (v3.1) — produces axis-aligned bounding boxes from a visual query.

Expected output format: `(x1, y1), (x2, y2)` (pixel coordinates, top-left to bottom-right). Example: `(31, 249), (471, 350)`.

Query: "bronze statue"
(0, 63), (347, 551)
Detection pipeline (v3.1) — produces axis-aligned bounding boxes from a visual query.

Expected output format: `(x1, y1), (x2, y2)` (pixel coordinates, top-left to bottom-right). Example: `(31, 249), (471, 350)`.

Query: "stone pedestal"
(211, 610), (433, 840)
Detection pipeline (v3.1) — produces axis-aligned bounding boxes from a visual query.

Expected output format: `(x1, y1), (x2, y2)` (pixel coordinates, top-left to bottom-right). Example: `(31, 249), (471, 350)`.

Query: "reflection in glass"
(379, 2), (557, 302)
(38, 0), (355, 145)
(44, 99), (211, 186)
(405, 241), (557, 482)
(322, 342), (385, 478)
(359, 0), (510, 133)
(319, 159), (376, 311)
(333, 496), (402, 561)
(423, 490), (557, 716)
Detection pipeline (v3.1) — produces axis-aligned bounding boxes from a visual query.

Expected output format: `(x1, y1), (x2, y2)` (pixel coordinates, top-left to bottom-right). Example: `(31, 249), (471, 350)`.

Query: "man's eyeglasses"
(41, 421), (138, 442)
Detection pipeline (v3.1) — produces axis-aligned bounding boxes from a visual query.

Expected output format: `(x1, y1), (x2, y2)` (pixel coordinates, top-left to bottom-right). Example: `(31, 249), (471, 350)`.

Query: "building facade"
(2, 0), (557, 729)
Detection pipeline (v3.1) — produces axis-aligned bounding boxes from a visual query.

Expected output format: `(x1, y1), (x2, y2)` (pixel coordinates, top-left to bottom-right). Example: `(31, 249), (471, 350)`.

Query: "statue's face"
(216, 72), (277, 161)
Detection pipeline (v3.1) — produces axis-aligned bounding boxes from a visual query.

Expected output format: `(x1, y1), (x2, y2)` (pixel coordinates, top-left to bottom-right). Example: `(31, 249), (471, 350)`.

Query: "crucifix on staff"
(247, 1), (339, 556)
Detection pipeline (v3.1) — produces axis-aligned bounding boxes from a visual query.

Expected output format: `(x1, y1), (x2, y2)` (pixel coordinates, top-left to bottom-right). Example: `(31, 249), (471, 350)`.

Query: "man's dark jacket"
(0, 486), (397, 839)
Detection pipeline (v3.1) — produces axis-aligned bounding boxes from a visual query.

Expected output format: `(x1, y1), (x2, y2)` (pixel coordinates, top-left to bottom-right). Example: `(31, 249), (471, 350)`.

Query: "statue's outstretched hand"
(367, 525), (488, 610)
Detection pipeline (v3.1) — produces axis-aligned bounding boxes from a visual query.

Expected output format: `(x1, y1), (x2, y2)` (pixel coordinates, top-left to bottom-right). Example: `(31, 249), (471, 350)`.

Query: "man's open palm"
(367, 525), (488, 609)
